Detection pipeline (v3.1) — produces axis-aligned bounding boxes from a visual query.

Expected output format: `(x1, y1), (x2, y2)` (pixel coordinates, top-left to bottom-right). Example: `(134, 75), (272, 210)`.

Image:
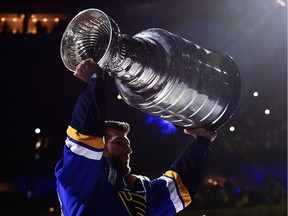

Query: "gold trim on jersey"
(118, 190), (147, 216)
(164, 170), (192, 207)
(67, 126), (104, 149)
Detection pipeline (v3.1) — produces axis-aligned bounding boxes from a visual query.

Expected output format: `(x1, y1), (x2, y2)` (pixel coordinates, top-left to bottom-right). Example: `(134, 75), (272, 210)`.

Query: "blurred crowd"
(190, 177), (286, 210)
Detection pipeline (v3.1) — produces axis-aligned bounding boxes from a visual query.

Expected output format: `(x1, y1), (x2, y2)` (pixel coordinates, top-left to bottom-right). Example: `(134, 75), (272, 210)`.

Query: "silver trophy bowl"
(61, 8), (241, 130)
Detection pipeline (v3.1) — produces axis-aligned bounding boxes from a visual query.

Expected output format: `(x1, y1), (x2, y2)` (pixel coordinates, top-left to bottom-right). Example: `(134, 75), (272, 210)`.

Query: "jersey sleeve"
(148, 137), (212, 215)
(55, 77), (106, 200)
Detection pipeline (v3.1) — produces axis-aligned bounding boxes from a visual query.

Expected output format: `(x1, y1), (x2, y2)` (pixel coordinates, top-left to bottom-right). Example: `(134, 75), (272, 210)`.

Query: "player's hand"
(74, 58), (102, 83)
(184, 128), (217, 142)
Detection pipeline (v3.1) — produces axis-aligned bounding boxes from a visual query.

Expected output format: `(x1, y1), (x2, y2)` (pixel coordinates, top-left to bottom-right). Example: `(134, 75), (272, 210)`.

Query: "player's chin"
(120, 164), (131, 176)
(112, 158), (131, 176)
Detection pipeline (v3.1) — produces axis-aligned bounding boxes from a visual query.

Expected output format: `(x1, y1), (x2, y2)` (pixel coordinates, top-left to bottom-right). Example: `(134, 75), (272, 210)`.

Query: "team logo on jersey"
(117, 190), (147, 216)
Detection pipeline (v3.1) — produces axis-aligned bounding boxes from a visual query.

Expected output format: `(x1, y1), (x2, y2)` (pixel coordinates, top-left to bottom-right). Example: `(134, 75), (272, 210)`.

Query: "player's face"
(104, 129), (132, 176)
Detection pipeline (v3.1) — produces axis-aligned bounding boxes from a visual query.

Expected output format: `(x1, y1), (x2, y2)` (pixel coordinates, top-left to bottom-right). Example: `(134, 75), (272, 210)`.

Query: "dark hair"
(104, 120), (130, 134)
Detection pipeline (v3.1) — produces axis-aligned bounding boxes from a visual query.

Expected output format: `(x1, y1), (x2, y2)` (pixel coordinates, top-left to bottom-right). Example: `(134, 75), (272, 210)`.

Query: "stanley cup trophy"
(60, 8), (241, 130)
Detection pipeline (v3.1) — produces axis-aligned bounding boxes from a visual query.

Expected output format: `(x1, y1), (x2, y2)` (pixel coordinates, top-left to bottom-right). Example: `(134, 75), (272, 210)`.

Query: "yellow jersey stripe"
(164, 170), (192, 207)
(67, 126), (104, 149)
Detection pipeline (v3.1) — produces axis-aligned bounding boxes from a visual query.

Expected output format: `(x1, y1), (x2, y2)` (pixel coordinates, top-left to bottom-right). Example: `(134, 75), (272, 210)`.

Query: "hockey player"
(55, 58), (217, 216)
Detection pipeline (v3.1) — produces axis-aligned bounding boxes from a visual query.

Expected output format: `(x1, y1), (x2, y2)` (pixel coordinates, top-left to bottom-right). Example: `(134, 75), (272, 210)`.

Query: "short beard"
(103, 151), (131, 176)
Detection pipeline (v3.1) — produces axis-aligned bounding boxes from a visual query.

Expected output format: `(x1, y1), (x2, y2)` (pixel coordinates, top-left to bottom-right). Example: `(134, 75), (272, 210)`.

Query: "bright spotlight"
(264, 109), (270, 115)
(35, 128), (41, 134)
(229, 126), (235, 132)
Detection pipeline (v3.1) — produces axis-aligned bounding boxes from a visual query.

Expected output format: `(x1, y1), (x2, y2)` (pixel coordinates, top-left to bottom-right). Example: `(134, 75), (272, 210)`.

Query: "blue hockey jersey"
(55, 77), (212, 216)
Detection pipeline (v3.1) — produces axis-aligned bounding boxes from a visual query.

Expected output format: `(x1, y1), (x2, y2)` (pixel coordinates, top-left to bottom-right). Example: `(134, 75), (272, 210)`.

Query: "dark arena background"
(0, 0), (287, 215)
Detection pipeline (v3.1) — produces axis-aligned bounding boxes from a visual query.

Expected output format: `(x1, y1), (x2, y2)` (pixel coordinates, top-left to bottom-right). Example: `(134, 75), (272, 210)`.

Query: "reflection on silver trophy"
(60, 8), (241, 129)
